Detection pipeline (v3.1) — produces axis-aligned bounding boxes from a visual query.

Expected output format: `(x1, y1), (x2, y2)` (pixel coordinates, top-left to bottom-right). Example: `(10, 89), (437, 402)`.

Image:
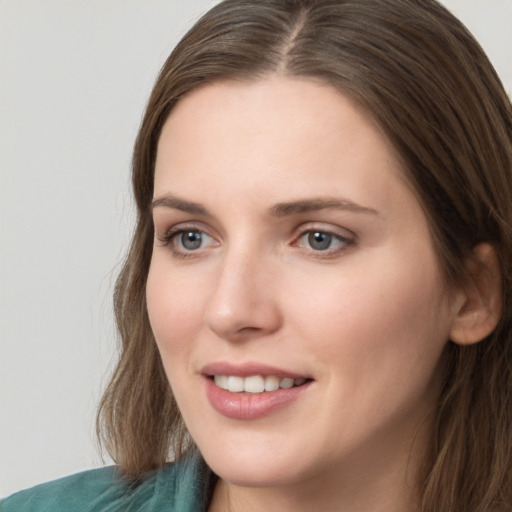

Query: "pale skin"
(146, 76), (501, 512)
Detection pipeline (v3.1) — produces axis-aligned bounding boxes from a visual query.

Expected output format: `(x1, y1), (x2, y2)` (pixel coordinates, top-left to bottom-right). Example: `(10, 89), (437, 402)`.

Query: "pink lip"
(201, 361), (309, 379)
(201, 361), (313, 420)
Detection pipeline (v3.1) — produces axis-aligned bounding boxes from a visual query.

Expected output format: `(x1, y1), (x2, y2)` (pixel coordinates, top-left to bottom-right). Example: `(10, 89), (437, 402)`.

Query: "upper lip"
(201, 361), (311, 379)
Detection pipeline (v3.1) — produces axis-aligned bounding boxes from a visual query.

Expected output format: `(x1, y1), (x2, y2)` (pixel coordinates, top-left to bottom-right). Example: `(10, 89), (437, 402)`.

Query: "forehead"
(160, 76), (388, 146)
(155, 76), (410, 218)
(158, 75), (398, 159)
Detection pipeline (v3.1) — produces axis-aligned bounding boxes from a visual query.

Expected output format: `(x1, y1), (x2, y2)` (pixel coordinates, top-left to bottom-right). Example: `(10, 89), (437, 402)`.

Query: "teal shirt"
(0, 453), (207, 512)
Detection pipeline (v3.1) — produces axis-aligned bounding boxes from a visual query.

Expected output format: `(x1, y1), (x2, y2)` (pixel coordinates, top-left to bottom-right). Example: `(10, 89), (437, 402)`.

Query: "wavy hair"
(97, 1), (512, 510)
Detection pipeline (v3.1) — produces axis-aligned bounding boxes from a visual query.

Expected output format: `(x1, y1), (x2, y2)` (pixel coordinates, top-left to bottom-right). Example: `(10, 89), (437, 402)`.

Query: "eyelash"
(156, 225), (216, 259)
(156, 224), (355, 260)
(293, 228), (354, 258)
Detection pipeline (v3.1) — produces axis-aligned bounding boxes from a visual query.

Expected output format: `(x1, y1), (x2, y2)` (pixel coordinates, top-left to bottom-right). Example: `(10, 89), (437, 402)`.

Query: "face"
(147, 76), (460, 491)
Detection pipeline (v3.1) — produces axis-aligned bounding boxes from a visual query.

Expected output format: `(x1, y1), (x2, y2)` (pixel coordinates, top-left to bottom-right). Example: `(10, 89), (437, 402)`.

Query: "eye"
(305, 231), (335, 251)
(176, 230), (206, 250)
(295, 230), (352, 253)
(155, 225), (218, 258)
(172, 229), (215, 252)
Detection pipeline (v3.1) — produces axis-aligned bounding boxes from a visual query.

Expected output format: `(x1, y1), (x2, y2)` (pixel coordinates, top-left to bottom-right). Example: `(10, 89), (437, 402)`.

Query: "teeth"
(227, 376), (244, 392)
(214, 375), (229, 390)
(214, 375), (307, 393)
(280, 377), (294, 389)
(264, 375), (280, 392)
(244, 375), (265, 393)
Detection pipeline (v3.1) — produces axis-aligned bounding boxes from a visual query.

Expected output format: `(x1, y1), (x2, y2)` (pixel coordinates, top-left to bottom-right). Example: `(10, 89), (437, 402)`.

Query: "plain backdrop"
(1, 0), (511, 498)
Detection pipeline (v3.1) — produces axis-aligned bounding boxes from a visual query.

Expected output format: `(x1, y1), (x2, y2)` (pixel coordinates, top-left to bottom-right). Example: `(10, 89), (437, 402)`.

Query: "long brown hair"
(97, 1), (512, 510)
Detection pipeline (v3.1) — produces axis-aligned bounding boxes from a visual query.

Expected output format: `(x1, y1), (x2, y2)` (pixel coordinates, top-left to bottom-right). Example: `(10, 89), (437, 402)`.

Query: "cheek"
(146, 261), (205, 362)
(290, 249), (452, 377)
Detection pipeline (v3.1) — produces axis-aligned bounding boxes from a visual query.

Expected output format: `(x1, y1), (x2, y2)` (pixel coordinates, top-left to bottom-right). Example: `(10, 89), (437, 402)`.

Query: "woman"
(2, 0), (511, 511)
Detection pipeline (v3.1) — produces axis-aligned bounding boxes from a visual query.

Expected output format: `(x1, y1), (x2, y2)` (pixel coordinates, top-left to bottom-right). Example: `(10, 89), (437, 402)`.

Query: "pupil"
(308, 232), (331, 251)
(182, 231), (202, 250)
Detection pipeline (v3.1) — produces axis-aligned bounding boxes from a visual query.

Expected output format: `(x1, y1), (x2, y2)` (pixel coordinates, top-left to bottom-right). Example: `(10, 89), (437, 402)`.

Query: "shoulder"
(0, 454), (206, 512)
(0, 466), (119, 512)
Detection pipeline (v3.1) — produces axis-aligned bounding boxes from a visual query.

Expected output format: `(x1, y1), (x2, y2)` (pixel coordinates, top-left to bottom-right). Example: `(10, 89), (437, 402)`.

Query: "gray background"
(1, 0), (511, 497)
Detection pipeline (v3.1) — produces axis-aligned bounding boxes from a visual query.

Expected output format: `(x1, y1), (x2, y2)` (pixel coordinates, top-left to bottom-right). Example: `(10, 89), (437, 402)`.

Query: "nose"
(204, 248), (283, 342)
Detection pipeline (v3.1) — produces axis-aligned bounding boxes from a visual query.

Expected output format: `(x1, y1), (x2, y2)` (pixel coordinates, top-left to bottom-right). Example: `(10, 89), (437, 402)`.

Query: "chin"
(209, 461), (302, 488)
(199, 441), (315, 488)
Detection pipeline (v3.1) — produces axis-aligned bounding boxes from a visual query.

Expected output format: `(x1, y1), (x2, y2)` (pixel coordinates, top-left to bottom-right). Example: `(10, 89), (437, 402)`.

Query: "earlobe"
(449, 243), (502, 346)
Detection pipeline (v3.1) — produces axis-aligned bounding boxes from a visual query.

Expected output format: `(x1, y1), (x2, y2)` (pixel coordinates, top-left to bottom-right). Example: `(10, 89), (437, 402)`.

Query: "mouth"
(201, 363), (313, 419)
(211, 374), (310, 394)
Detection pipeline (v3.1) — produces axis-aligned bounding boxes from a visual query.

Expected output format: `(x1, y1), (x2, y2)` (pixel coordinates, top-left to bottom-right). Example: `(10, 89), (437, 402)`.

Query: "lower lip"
(204, 377), (311, 420)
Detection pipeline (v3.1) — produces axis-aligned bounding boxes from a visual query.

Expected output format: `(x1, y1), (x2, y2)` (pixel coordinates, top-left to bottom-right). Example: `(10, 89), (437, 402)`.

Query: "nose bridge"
(204, 239), (281, 340)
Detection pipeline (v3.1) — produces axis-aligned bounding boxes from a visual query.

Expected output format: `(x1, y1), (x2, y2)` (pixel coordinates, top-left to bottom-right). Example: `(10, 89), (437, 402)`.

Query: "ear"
(450, 243), (502, 346)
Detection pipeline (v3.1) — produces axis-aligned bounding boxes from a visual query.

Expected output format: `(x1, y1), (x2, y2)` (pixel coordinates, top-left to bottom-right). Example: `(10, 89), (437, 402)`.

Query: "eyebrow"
(151, 195), (212, 217)
(151, 194), (379, 217)
(269, 198), (380, 217)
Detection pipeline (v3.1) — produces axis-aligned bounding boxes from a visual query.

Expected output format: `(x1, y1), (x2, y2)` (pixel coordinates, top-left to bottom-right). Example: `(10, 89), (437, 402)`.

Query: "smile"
(213, 375), (307, 393)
